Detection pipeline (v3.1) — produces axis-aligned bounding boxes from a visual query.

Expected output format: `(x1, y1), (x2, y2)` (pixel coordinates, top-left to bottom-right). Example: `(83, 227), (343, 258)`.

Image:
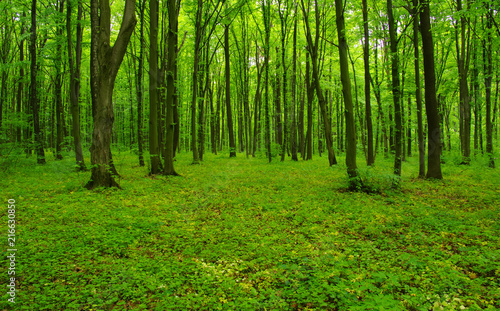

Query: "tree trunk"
(290, 2), (298, 161)
(136, 0), (145, 166)
(387, 0), (402, 178)
(163, 0), (180, 175)
(300, 0), (337, 166)
(86, 0), (136, 189)
(362, 0), (374, 166)
(484, 5), (494, 168)
(224, 22), (236, 158)
(263, 1), (272, 162)
(305, 52), (313, 161)
(334, 0), (358, 186)
(67, 0), (86, 170)
(456, 0), (471, 163)
(412, 0), (425, 177)
(149, 0), (161, 174)
(420, 0), (442, 179)
(30, 0), (45, 164)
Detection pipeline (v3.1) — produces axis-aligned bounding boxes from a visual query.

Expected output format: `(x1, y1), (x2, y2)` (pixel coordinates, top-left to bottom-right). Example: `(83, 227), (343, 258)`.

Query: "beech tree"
(86, 0), (136, 189)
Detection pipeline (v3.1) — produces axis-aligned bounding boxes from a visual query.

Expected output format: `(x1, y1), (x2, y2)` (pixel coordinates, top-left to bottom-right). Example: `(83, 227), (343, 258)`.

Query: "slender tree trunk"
(30, 0), (45, 164)
(162, 0), (180, 175)
(224, 22), (236, 157)
(263, 1), (272, 162)
(412, 0), (425, 177)
(17, 15), (25, 144)
(67, 0), (86, 170)
(190, 0), (203, 164)
(456, 0), (471, 163)
(305, 53), (313, 161)
(387, 0), (402, 178)
(420, 0), (442, 179)
(290, 1), (298, 161)
(334, 0), (358, 186)
(362, 0), (374, 166)
(484, 5), (494, 168)
(136, 0), (145, 166)
(149, 0), (161, 174)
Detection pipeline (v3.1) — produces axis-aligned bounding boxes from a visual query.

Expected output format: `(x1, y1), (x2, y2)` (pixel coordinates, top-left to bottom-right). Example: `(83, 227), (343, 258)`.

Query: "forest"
(1, 0), (499, 309)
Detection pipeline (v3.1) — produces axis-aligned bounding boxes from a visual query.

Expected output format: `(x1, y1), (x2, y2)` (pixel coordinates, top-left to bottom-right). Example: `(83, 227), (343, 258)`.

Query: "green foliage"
(1, 150), (499, 310)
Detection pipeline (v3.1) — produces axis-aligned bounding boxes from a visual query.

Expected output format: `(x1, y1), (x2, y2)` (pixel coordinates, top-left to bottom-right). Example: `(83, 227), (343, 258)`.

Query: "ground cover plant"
(1, 150), (499, 310)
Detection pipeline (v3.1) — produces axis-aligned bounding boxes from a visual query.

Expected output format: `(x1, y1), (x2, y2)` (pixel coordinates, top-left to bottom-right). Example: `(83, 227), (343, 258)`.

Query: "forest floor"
(1, 148), (499, 310)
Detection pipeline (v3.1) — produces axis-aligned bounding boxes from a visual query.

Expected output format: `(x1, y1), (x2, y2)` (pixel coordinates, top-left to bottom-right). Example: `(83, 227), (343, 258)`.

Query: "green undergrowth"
(1, 149), (499, 310)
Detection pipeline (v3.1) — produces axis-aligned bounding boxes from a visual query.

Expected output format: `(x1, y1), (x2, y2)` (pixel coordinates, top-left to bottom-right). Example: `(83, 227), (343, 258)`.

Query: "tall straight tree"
(290, 0), (298, 161)
(162, 0), (180, 175)
(456, 0), (471, 163)
(419, 0), (442, 179)
(149, 0), (161, 174)
(30, 0), (45, 164)
(362, 0), (374, 166)
(190, 0), (203, 164)
(262, 0), (272, 162)
(135, 0), (145, 167)
(484, 4), (494, 168)
(387, 0), (402, 177)
(412, 0), (425, 178)
(55, 0), (64, 160)
(334, 0), (358, 186)
(224, 5), (236, 158)
(300, 0), (337, 166)
(67, 0), (86, 170)
(86, 0), (136, 189)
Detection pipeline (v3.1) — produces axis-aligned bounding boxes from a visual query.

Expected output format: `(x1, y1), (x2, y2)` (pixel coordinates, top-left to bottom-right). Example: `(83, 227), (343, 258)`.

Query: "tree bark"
(484, 4), (494, 168)
(420, 0), (442, 179)
(362, 0), (374, 166)
(224, 20), (236, 158)
(149, 0), (161, 174)
(335, 0), (358, 186)
(67, 0), (86, 170)
(387, 0), (402, 178)
(30, 0), (46, 164)
(163, 0), (180, 175)
(86, 0), (136, 189)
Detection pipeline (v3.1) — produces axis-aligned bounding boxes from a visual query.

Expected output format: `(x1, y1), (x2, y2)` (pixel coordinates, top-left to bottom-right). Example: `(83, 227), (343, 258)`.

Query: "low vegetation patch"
(1, 150), (499, 310)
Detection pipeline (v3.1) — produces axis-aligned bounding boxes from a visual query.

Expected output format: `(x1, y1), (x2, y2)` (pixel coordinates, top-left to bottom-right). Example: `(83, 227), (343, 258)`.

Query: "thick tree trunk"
(30, 0), (45, 164)
(86, 0), (136, 189)
(420, 0), (442, 179)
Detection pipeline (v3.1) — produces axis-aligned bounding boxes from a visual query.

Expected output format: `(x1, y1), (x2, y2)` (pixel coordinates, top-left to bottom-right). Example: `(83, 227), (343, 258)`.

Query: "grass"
(1, 148), (499, 310)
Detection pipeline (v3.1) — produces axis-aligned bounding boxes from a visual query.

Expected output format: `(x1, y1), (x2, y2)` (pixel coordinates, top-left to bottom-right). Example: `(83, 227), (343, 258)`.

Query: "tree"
(387, 0), (402, 178)
(484, 3), (494, 168)
(30, 0), (46, 165)
(455, 0), (471, 163)
(135, 0), (146, 167)
(86, 0), (136, 189)
(412, 0), (425, 178)
(362, 0), (374, 166)
(300, 0), (337, 166)
(162, 0), (180, 175)
(149, 0), (161, 174)
(224, 4), (236, 158)
(334, 0), (358, 187)
(419, 0), (442, 179)
(67, 0), (86, 170)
